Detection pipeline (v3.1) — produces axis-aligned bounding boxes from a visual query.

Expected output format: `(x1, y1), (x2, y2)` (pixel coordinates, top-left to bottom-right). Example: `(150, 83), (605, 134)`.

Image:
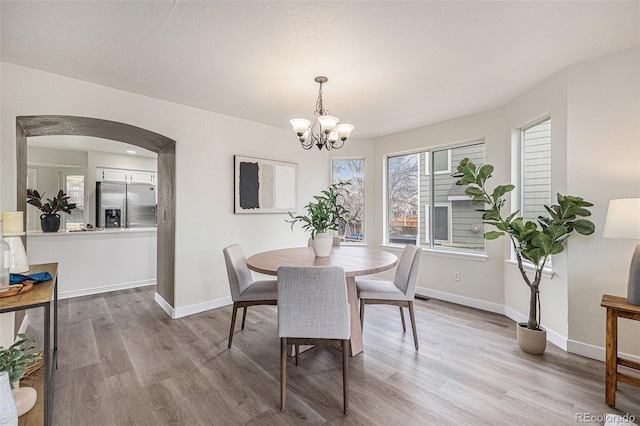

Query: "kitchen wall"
(26, 145), (158, 228)
(87, 151), (157, 224)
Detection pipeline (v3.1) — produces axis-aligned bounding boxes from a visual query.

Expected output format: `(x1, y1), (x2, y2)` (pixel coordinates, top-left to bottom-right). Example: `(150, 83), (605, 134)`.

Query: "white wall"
(565, 47), (640, 356)
(372, 47), (640, 358)
(504, 69), (570, 340)
(0, 62), (373, 314)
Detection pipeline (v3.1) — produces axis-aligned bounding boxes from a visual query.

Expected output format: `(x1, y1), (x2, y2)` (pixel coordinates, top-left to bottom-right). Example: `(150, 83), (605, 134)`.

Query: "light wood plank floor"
(27, 286), (639, 425)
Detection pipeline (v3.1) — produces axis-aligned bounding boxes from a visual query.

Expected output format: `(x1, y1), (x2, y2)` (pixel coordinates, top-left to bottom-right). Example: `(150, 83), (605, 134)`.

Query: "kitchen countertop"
(28, 227), (157, 237)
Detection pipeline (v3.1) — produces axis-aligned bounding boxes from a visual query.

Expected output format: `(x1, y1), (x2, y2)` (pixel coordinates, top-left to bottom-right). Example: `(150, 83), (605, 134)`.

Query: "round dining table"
(247, 246), (398, 356)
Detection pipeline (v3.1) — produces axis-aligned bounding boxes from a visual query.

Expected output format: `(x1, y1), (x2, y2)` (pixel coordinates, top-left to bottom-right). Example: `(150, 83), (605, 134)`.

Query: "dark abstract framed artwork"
(234, 155), (298, 214)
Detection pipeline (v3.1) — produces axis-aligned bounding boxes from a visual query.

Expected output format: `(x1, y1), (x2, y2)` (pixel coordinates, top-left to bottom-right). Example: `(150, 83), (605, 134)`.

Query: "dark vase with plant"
(287, 182), (351, 257)
(26, 189), (77, 233)
(454, 158), (595, 354)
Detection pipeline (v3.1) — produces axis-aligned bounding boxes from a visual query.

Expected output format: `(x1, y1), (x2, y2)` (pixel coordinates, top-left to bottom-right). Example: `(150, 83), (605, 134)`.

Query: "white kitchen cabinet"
(130, 170), (155, 184)
(96, 168), (128, 182)
(96, 168), (156, 184)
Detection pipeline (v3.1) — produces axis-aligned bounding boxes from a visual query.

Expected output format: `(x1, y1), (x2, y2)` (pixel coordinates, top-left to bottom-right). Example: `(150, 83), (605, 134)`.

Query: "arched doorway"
(15, 115), (176, 308)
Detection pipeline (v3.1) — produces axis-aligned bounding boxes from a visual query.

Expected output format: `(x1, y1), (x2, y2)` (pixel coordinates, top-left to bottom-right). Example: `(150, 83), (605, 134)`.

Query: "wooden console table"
(0, 263), (58, 426)
(600, 294), (640, 407)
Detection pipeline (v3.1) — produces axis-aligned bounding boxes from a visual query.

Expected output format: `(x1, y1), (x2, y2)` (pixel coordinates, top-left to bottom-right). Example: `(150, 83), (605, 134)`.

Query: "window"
(521, 118), (551, 224)
(518, 117), (552, 267)
(64, 174), (85, 230)
(332, 158), (365, 242)
(425, 150), (451, 175)
(424, 203), (451, 243)
(387, 141), (485, 252)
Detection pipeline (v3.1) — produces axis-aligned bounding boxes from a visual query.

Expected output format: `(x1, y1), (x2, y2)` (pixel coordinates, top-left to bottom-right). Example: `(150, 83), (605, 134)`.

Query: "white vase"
(11, 380), (37, 417)
(0, 371), (18, 426)
(516, 322), (547, 355)
(312, 232), (333, 257)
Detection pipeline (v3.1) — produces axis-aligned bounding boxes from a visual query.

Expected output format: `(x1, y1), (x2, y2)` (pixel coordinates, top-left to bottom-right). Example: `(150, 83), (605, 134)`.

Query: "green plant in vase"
(26, 189), (77, 232)
(454, 158), (595, 353)
(0, 333), (41, 389)
(287, 182), (351, 256)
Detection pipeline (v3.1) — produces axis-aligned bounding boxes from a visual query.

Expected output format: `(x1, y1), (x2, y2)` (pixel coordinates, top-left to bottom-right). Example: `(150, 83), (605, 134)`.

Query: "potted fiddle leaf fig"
(287, 182), (351, 257)
(454, 158), (595, 354)
(26, 189), (77, 232)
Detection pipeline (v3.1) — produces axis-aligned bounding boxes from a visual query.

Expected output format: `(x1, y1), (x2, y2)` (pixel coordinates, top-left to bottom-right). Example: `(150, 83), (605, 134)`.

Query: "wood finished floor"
(27, 286), (639, 425)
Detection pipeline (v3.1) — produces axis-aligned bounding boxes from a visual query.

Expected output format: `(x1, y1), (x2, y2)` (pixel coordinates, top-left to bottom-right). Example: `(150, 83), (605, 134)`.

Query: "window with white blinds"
(521, 118), (551, 224)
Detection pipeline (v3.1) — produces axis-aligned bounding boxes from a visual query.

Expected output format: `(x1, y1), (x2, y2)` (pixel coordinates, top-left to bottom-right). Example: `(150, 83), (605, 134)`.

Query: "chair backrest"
(393, 244), (422, 297)
(307, 237), (341, 247)
(277, 266), (350, 340)
(223, 244), (254, 301)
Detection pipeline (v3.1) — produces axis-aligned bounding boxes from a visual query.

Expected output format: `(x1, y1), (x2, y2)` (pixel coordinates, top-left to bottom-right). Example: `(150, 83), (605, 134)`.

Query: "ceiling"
(2, 1), (638, 139)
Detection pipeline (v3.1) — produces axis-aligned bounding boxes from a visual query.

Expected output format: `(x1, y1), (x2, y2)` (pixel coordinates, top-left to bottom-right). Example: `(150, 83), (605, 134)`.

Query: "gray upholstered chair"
(277, 266), (351, 415)
(223, 244), (278, 348)
(356, 244), (422, 350)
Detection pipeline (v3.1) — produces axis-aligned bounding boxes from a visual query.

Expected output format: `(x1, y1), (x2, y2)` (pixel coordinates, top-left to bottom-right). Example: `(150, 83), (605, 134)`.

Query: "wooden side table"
(600, 294), (640, 407)
(0, 263), (58, 426)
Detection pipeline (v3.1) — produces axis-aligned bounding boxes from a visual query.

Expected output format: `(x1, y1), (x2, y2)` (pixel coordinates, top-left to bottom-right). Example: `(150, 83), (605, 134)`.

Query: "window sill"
(505, 259), (555, 279)
(380, 244), (488, 262)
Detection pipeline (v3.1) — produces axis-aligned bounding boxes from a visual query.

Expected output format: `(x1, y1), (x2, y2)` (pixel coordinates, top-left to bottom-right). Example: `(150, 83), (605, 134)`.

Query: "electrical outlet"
(453, 271), (460, 281)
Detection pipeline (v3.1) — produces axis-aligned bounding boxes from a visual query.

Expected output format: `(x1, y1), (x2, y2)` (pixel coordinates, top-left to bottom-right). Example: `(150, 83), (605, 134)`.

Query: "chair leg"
(342, 339), (350, 415)
(281, 338), (287, 412)
(241, 306), (248, 330)
(295, 345), (299, 366)
(360, 300), (365, 329)
(228, 302), (239, 349)
(408, 301), (419, 350)
(399, 306), (406, 332)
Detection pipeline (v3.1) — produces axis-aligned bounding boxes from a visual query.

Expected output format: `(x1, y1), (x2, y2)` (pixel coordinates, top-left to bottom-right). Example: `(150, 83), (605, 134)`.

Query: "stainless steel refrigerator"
(96, 182), (157, 228)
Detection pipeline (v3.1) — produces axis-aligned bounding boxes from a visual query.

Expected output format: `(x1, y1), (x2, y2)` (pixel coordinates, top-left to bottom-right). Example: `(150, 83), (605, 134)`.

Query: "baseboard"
(154, 293), (233, 319)
(504, 306), (567, 351)
(154, 292), (176, 318)
(416, 286), (504, 315)
(59, 279), (156, 300)
(567, 339), (640, 364)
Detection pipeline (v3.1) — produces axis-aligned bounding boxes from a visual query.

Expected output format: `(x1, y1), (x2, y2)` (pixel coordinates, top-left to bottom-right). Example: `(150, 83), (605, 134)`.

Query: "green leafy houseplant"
(0, 333), (41, 389)
(455, 158), (595, 331)
(26, 189), (77, 215)
(287, 182), (351, 239)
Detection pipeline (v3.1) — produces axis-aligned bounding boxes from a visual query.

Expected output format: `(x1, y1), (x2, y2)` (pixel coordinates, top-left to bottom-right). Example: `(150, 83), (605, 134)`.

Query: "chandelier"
(290, 76), (354, 151)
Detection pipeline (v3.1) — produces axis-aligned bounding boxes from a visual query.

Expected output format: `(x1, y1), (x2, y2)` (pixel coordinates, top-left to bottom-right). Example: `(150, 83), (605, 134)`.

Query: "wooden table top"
(601, 294), (640, 314)
(0, 263), (58, 311)
(247, 246), (398, 277)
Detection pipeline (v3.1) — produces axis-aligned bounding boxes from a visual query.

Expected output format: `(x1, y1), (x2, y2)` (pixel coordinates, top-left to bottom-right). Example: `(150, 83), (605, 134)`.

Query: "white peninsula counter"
(27, 227), (157, 299)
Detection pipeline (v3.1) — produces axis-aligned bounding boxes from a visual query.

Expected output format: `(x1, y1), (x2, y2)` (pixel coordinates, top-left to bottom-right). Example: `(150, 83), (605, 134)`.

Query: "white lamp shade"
(300, 129), (309, 142)
(290, 119), (311, 136)
(317, 115), (340, 132)
(327, 131), (339, 143)
(336, 123), (354, 140)
(603, 198), (640, 239)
